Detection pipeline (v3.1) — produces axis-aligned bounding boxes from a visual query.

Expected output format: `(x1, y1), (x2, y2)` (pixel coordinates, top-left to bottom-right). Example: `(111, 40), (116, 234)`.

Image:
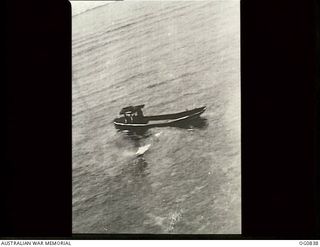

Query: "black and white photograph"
(72, 0), (240, 234)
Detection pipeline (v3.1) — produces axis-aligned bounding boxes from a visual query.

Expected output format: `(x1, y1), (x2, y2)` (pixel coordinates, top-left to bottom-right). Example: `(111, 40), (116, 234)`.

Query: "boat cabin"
(119, 104), (145, 124)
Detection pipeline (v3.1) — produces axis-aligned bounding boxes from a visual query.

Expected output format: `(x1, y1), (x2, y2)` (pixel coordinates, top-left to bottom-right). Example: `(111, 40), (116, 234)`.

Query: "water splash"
(154, 132), (162, 138)
(136, 143), (151, 156)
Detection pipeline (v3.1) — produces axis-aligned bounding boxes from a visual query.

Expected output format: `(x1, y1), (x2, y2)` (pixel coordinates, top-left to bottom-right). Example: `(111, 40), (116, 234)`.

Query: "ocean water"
(72, 1), (240, 234)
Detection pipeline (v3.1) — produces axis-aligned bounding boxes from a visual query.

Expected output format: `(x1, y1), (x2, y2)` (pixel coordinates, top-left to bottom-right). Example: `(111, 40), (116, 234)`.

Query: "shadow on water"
(117, 128), (152, 148)
(172, 117), (209, 130)
(127, 156), (149, 178)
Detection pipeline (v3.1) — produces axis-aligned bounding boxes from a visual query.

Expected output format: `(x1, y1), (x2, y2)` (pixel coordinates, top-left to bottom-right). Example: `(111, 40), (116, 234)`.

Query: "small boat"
(114, 104), (206, 130)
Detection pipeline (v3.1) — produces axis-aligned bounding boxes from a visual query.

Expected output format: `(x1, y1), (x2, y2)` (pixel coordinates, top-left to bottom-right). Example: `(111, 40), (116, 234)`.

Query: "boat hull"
(114, 106), (206, 130)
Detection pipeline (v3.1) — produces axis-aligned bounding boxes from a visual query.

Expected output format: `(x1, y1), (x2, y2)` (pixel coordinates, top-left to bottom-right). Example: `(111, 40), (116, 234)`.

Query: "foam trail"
(122, 150), (136, 157)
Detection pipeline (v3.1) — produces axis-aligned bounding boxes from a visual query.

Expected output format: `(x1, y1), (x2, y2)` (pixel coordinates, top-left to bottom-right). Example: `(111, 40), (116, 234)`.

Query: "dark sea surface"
(72, 1), (240, 234)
